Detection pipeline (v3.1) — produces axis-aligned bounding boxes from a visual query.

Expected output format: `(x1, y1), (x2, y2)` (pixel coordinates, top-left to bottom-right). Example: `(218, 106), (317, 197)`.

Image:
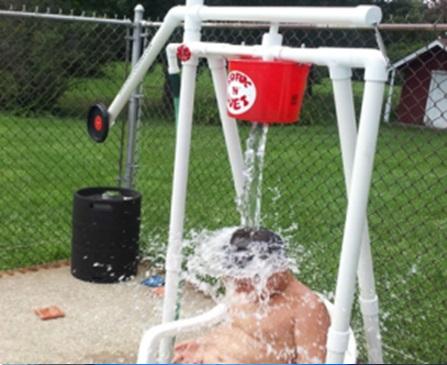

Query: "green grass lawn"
(0, 113), (126, 268)
(0, 61), (445, 363)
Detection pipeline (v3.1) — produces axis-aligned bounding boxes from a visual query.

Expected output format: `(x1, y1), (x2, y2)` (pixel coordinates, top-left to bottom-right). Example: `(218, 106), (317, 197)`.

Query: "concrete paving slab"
(0, 262), (214, 364)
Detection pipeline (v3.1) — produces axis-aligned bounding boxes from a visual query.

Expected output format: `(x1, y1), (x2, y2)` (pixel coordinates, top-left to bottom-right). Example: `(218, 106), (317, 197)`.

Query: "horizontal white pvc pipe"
(197, 5), (381, 27)
(169, 42), (388, 82)
(137, 304), (227, 364)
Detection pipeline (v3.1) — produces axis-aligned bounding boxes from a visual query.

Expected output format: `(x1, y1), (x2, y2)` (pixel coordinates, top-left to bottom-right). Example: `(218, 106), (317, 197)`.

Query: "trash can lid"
(75, 187), (141, 202)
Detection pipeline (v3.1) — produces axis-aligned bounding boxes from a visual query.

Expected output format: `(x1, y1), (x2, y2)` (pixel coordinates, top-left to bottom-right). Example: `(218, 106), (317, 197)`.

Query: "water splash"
(182, 227), (298, 300)
(238, 123), (269, 228)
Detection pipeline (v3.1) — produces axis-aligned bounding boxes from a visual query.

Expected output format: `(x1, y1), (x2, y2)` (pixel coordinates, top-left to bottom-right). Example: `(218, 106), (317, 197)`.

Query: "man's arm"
(172, 339), (204, 363)
(293, 298), (330, 364)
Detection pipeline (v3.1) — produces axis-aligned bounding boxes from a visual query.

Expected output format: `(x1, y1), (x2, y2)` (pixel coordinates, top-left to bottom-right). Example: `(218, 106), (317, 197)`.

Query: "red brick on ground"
(34, 305), (65, 320)
(151, 287), (165, 297)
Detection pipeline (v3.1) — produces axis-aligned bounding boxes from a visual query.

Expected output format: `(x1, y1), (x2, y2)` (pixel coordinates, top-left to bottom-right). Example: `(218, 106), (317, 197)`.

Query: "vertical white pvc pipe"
(158, 1), (204, 362)
(330, 66), (383, 364)
(326, 79), (385, 364)
(208, 56), (245, 198)
(330, 66), (357, 182)
(357, 230), (383, 363)
(159, 57), (199, 363)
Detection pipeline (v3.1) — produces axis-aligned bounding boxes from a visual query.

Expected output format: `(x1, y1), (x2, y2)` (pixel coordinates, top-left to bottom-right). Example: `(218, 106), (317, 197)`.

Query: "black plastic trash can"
(71, 187), (141, 283)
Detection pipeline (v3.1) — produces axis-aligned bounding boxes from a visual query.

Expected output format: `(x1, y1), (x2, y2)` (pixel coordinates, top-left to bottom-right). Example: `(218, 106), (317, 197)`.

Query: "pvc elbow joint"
(165, 6), (186, 23)
(166, 44), (180, 74)
(356, 5), (382, 26)
(364, 54), (388, 82)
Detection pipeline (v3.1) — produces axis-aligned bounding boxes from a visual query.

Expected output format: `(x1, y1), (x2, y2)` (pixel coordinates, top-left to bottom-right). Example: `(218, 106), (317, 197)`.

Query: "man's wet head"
(224, 228), (287, 293)
(229, 228), (284, 261)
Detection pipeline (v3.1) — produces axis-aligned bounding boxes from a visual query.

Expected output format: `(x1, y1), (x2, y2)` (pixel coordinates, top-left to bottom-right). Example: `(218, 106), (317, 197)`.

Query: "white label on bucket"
(227, 70), (257, 115)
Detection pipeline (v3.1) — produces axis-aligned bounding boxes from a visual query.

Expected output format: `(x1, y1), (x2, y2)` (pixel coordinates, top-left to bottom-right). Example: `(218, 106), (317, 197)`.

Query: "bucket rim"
(228, 57), (311, 68)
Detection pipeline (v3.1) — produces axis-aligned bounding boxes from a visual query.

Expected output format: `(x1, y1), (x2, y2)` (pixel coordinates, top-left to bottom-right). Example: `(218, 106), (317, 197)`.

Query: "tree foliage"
(0, 0), (440, 112)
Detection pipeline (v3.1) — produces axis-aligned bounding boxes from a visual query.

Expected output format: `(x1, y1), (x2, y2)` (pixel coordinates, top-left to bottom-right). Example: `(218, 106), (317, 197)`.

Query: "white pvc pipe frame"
(104, 2), (387, 364)
(160, 43), (387, 364)
(107, 3), (383, 124)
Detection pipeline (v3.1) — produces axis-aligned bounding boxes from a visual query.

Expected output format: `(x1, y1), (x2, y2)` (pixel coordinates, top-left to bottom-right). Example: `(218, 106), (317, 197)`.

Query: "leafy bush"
(0, 17), (126, 114)
(0, 19), (70, 112)
(0, 70), (19, 110)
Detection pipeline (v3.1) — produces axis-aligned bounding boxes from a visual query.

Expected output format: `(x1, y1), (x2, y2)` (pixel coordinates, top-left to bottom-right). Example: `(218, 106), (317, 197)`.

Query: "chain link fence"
(0, 4), (445, 364)
(0, 9), (133, 269)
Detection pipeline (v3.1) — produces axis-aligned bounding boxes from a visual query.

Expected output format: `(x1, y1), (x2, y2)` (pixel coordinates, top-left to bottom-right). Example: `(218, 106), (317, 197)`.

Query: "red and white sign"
(227, 70), (257, 115)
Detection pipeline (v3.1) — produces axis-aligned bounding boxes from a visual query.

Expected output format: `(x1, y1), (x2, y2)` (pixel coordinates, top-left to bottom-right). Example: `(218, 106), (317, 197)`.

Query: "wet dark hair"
(225, 227), (284, 269)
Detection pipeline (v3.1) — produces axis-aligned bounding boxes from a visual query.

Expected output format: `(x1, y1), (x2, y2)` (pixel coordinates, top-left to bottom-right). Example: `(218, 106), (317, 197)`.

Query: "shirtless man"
(173, 228), (330, 364)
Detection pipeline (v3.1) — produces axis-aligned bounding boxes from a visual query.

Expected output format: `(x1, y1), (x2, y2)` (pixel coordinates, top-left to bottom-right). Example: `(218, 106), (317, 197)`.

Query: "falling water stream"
(238, 122), (269, 228)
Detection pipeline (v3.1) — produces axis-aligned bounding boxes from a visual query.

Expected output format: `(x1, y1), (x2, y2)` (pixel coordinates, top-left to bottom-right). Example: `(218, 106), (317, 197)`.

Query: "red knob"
(177, 45), (192, 62)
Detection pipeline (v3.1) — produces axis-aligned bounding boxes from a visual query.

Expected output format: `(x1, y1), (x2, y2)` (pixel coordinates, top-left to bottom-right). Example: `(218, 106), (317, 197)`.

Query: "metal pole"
(330, 66), (383, 364)
(0, 8), (132, 25)
(122, 4), (144, 189)
(383, 68), (396, 123)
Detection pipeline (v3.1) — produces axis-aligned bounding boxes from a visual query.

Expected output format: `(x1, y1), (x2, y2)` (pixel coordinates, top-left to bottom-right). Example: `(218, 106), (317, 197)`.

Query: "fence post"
(123, 4), (144, 189)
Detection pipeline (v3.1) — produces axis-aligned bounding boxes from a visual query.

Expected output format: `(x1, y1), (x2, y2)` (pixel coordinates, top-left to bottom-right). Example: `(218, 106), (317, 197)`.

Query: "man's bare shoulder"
(287, 277), (329, 313)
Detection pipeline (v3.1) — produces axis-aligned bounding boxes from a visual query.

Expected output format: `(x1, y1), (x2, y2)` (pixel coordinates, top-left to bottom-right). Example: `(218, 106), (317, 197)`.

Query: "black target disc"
(87, 103), (109, 143)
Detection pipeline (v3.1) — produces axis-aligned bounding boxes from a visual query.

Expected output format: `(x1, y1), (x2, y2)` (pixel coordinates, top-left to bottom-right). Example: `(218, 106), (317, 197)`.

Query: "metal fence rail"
(0, 5), (445, 364)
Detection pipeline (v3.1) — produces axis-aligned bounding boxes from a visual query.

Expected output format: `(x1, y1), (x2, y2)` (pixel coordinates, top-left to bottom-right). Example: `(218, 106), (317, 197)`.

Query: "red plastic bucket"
(227, 59), (310, 124)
